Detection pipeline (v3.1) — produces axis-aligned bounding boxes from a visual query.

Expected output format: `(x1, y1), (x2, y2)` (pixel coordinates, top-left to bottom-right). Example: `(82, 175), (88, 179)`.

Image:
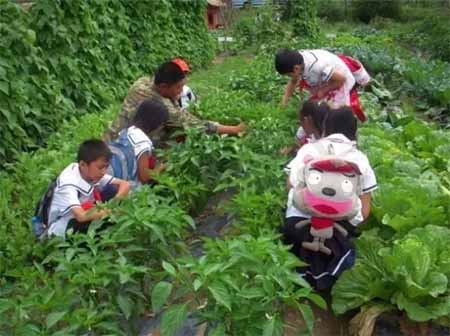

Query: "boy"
(108, 99), (168, 188)
(104, 60), (246, 142)
(172, 58), (196, 109)
(47, 140), (130, 237)
(275, 48), (370, 122)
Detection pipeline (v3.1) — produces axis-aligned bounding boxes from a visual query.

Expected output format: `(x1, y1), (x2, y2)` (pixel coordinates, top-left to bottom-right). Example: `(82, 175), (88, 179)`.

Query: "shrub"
(0, 0), (214, 165)
(282, 0), (320, 38)
(352, 0), (402, 23)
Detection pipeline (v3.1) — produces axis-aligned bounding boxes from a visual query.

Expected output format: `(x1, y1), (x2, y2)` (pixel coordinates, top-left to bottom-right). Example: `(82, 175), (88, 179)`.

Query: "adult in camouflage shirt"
(105, 61), (245, 142)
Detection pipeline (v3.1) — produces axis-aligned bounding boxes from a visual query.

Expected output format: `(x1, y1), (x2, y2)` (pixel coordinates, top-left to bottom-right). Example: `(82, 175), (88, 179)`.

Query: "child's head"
(77, 139), (112, 183)
(299, 100), (329, 138)
(275, 48), (304, 78)
(323, 106), (357, 141)
(154, 61), (186, 100)
(133, 98), (169, 134)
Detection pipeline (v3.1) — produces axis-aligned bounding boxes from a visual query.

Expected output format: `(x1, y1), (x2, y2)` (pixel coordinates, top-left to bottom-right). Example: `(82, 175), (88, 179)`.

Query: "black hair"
(275, 48), (304, 74)
(323, 106), (358, 141)
(132, 98), (169, 134)
(299, 100), (329, 134)
(77, 139), (112, 163)
(154, 61), (186, 86)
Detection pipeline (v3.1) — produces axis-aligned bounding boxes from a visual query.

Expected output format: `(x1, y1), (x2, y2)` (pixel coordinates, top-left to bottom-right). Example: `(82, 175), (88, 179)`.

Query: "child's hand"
(153, 162), (166, 174)
(236, 121), (247, 135)
(280, 145), (294, 156)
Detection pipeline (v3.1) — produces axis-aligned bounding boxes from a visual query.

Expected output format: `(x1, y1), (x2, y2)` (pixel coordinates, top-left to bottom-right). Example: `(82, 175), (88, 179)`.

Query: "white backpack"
(292, 140), (363, 254)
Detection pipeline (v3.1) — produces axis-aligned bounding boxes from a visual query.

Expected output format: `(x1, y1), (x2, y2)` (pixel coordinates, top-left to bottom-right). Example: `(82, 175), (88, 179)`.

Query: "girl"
(281, 100), (329, 156)
(108, 99), (168, 189)
(281, 106), (377, 290)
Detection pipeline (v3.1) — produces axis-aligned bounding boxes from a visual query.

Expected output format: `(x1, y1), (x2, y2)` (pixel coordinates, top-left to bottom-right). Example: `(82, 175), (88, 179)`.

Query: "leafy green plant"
(158, 235), (325, 335)
(352, 0), (402, 23)
(0, 0), (214, 165)
(333, 226), (450, 322)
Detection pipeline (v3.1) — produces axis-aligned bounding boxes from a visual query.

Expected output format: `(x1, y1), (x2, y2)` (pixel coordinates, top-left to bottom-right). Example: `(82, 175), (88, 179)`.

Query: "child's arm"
(360, 192), (372, 220)
(110, 178), (130, 198)
(316, 70), (346, 98)
(71, 206), (108, 223)
(281, 77), (299, 107)
(137, 153), (166, 184)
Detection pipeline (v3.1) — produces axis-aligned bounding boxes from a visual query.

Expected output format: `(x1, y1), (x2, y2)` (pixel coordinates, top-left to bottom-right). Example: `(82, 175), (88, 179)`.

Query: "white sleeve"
(128, 127), (153, 159)
(56, 186), (82, 215)
(296, 126), (305, 141)
(98, 174), (115, 188)
(362, 164), (377, 194)
(321, 64), (335, 83)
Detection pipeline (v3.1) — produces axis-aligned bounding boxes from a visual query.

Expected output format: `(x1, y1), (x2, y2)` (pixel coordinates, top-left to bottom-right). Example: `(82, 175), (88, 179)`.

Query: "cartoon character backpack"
(292, 141), (363, 255)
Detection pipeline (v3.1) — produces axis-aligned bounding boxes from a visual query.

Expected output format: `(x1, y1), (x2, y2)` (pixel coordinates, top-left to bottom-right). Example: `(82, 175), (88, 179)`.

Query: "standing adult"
(275, 48), (370, 122)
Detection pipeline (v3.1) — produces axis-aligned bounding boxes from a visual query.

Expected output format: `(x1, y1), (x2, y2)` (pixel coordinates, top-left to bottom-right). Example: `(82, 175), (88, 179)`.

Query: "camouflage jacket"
(104, 76), (217, 142)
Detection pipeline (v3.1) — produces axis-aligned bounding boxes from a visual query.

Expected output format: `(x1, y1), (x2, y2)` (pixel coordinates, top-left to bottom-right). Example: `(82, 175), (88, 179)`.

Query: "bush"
(317, 0), (349, 22)
(352, 0), (402, 23)
(282, 0), (320, 38)
(410, 17), (450, 61)
(0, 0), (214, 165)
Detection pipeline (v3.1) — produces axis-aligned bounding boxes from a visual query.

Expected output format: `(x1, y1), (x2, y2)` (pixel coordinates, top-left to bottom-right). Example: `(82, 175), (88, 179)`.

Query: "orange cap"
(172, 58), (190, 73)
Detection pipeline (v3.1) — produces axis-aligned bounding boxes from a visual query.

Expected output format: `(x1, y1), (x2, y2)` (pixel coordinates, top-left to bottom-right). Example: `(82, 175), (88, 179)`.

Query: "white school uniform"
(178, 85), (196, 109)
(285, 133), (377, 226)
(126, 125), (153, 160)
(299, 49), (355, 108)
(48, 163), (115, 237)
(107, 125), (153, 189)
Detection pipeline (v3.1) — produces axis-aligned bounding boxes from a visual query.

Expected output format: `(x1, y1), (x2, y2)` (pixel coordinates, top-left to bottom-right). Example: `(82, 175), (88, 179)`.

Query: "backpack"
(108, 130), (137, 182)
(292, 140), (363, 254)
(292, 140), (363, 221)
(32, 179), (57, 239)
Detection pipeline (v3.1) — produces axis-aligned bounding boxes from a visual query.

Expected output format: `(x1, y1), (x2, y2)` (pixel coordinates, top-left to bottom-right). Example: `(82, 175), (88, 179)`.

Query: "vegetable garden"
(1, 1), (450, 335)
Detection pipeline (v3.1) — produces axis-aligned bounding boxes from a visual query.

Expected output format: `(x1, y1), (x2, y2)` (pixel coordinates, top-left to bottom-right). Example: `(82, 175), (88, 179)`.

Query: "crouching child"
(44, 140), (130, 238)
(108, 98), (168, 188)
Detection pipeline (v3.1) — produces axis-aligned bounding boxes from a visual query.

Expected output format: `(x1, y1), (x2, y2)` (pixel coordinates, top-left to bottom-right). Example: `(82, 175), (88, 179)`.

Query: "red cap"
(172, 58), (190, 73)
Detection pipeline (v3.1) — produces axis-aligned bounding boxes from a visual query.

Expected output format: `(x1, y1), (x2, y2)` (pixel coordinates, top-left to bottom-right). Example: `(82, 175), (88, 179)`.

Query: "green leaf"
(160, 303), (189, 336)
(162, 261), (176, 276)
(262, 314), (283, 336)
(117, 294), (133, 320)
(193, 279), (202, 291)
(151, 281), (173, 313)
(0, 81), (9, 96)
(144, 222), (167, 245)
(298, 303), (314, 335)
(209, 323), (226, 336)
(46, 311), (66, 329)
(208, 282), (232, 311)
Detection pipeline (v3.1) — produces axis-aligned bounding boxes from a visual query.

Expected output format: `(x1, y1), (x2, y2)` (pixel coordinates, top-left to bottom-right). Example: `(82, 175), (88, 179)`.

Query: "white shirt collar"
(57, 163), (94, 195)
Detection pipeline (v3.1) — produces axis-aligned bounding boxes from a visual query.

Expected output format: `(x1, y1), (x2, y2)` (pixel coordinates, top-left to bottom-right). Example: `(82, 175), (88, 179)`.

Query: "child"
(281, 100), (329, 156)
(281, 107), (377, 290)
(172, 58), (197, 109)
(108, 98), (168, 188)
(275, 48), (370, 122)
(47, 140), (130, 237)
